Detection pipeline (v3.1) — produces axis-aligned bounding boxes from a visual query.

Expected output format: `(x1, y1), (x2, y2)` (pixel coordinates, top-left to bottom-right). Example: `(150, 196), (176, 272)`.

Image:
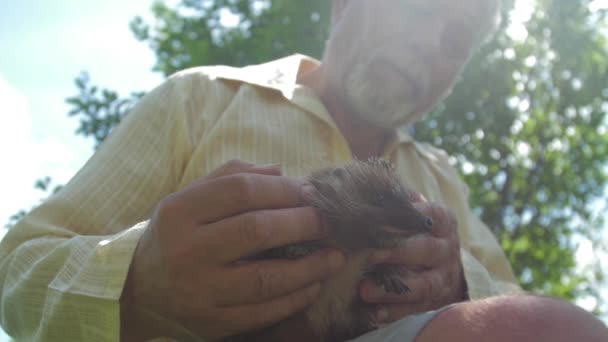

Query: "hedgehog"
(226, 158), (433, 342)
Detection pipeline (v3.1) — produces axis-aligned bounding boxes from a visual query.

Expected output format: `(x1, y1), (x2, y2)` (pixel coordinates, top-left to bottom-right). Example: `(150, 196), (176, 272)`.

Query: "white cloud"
(590, 0), (608, 11)
(0, 75), (31, 146)
(507, 0), (534, 41)
(0, 0), (162, 231)
(0, 75), (82, 228)
(67, 21), (161, 93)
(0, 75), (38, 225)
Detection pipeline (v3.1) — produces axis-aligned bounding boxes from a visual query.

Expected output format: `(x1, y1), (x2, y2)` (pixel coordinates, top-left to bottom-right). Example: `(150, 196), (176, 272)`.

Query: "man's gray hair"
(333, 0), (503, 38)
(330, 0), (503, 47)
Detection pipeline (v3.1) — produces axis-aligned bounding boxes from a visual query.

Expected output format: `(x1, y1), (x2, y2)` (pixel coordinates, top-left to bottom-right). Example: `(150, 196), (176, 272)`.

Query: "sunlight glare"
(589, 0), (608, 12)
(507, 0), (535, 41)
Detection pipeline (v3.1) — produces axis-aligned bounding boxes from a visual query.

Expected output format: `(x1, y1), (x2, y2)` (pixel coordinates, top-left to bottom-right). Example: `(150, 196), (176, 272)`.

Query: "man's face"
(323, 0), (497, 128)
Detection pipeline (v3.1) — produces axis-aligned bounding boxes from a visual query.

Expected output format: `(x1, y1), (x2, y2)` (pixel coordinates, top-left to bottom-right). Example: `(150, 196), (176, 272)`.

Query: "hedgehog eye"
(371, 193), (386, 206)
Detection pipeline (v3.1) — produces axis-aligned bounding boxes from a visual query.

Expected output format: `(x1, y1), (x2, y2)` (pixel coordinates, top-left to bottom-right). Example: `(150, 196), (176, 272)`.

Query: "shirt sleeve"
(414, 142), (522, 299)
(0, 74), (195, 341)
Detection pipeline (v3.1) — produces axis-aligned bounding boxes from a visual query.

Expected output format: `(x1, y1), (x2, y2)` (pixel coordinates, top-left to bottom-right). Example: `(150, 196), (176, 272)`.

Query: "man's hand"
(359, 201), (466, 324)
(122, 160), (345, 340)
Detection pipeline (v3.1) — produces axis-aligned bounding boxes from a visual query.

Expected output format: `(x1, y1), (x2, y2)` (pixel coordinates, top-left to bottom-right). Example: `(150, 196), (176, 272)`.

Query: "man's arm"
(0, 71), (345, 341)
(0, 75), (192, 340)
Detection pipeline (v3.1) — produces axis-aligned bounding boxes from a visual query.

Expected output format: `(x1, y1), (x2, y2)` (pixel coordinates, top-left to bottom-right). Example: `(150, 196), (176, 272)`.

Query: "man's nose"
(390, 0), (446, 57)
(408, 19), (445, 60)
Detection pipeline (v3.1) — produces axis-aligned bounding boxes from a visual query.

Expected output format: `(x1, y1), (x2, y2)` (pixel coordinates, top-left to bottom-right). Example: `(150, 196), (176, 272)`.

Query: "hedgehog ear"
(331, 167), (347, 179)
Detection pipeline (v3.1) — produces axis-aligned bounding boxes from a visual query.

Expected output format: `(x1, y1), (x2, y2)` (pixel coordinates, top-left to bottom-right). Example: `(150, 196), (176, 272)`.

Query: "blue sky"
(0, 0), (163, 339)
(0, 0), (163, 229)
(0, 0), (607, 339)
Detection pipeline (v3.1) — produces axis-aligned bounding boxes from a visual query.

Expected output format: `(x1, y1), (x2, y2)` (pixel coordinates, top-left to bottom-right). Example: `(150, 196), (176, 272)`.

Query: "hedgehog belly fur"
(305, 249), (375, 341)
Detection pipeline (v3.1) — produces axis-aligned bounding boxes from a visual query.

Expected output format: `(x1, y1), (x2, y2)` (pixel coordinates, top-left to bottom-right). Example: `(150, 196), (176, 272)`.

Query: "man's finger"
(371, 299), (447, 325)
(413, 202), (458, 238)
(198, 207), (326, 262)
(205, 159), (283, 179)
(370, 235), (450, 268)
(408, 190), (428, 203)
(217, 250), (345, 306)
(182, 173), (312, 223)
(218, 282), (321, 334)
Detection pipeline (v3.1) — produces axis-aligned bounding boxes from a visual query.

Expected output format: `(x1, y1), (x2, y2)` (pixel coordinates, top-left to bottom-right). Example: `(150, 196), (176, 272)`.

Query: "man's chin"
(349, 103), (417, 130)
(342, 80), (420, 129)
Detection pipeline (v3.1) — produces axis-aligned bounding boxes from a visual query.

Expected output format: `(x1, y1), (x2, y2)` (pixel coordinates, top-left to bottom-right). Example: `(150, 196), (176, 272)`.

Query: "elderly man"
(1, 0), (607, 341)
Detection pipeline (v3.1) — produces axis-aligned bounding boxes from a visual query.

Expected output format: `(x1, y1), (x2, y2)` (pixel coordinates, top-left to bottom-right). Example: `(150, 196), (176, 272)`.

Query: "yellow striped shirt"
(0, 54), (519, 341)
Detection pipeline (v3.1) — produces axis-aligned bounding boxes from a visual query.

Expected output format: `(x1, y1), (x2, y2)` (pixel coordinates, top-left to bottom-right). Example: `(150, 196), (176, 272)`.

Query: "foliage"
(13, 0), (608, 314)
(130, 0), (331, 76)
(5, 177), (62, 229)
(415, 0), (608, 306)
(65, 72), (144, 148)
(66, 0), (331, 146)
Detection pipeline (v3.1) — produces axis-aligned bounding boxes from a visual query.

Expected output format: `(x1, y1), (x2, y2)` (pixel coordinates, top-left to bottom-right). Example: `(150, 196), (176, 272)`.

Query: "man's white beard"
(343, 56), (425, 129)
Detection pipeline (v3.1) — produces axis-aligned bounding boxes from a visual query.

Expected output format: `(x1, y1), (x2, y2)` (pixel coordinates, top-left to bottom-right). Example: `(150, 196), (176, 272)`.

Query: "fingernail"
(301, 184), (317, 202)
(327, 251), (345, 269)
(410, 192), (427, 203)
(413, 202), (427, 211)
(375, 307), (389, 322)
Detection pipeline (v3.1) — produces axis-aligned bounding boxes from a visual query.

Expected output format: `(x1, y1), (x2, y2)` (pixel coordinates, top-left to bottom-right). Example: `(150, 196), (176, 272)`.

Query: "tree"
(13, 0), (608, 315)
(416, 0), (608, 309)
(5, 177), (62, 229)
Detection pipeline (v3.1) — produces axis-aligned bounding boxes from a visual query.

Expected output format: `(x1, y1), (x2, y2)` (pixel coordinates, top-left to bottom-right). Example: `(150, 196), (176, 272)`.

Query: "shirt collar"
(204, 54), (317, 100)
(205, 54), (339, 129)
(205, 54), (415, 149)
